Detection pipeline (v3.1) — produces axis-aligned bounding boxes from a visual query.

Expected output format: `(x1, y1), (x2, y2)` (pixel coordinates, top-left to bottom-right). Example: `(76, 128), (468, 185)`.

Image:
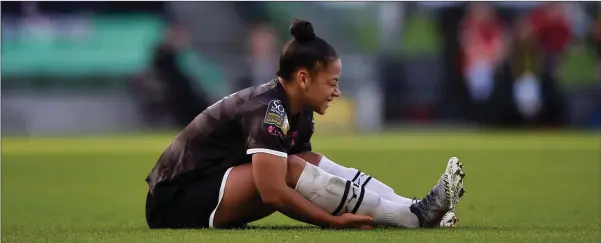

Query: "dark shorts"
(145, 167), (233, 229)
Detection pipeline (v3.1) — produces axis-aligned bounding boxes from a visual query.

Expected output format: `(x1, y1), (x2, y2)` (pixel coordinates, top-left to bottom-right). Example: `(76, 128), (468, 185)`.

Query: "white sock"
(295, 162), (419, 228)
(317, 156), (414, 205)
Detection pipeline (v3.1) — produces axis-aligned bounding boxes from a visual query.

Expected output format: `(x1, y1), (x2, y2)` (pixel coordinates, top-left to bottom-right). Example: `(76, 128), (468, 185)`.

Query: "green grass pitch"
(2, 131), (600, 242)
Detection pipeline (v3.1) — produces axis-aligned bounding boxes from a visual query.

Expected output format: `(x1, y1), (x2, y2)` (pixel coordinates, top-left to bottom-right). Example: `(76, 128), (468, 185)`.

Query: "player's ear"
(296, 69), (310, 90)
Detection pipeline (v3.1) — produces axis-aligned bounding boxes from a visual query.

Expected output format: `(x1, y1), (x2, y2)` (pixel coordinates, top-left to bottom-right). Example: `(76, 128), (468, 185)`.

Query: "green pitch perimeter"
(2, 131), (600, 243)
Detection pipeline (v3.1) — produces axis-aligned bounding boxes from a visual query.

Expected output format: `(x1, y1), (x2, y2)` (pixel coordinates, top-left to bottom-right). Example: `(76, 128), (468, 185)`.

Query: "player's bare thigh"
(212, 155), (307, 228)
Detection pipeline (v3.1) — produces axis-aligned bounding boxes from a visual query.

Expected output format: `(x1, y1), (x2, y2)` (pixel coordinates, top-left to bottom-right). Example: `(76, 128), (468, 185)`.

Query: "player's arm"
(252, 152), (340, 228)
(244, 101), (365, 228)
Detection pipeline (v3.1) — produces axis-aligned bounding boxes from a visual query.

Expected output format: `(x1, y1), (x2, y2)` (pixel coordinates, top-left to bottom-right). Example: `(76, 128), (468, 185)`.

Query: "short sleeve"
(243, 99), (290, 158)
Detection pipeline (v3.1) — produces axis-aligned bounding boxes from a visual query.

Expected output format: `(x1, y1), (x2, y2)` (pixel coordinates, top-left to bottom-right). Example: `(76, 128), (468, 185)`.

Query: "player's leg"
(298, 153), (466, 227)
(213, 155), (420, 228)
(146, 168), (236, 229)
(296, 152), (415, 205)
(213, 155), (464, 228)
(210, 162), (276, 228)
(296, 156), (465, 228)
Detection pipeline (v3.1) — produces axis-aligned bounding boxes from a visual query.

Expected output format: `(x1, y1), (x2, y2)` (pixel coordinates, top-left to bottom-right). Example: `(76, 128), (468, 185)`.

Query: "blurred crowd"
(446, 2), (596, 127)
(379, 2), (599, 128)
(453, 2), (570, 127)
(3, 2), (600, 131)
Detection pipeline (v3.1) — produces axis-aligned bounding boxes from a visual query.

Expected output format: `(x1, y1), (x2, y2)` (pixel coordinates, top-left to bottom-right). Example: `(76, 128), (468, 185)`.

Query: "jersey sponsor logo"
(264, 99), (290, 134)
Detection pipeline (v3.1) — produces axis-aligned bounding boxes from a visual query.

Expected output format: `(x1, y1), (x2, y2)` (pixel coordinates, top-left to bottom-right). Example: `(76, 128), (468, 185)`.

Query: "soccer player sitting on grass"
(144, 19), (466, 230)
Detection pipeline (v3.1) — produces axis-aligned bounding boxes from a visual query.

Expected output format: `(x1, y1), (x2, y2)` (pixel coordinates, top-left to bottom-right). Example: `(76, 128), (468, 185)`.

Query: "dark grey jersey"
(145, 79), (314, 193)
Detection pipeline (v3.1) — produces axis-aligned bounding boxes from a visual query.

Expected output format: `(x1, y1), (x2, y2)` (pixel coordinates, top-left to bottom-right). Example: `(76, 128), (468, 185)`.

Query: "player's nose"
(333, 87), (341, 97)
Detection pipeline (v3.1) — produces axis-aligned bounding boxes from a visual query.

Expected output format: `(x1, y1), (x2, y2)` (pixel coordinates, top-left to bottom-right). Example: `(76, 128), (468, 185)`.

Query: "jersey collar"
(272, 78), (293, 117)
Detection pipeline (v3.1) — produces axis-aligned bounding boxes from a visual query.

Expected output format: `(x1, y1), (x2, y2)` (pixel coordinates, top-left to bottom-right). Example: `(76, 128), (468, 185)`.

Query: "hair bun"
(290, 19), (315, 42)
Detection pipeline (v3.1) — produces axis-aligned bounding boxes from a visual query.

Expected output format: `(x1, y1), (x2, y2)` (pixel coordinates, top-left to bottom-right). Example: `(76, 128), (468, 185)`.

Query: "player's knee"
(294, 162), (351, 214)
(291, 152), (321, 166)
(287, 155), (306, 167)
(285, 155), (308, 187)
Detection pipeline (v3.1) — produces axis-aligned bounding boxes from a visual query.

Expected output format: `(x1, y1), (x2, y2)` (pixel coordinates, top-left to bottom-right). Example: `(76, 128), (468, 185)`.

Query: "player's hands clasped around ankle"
(330, 213), (374, 230)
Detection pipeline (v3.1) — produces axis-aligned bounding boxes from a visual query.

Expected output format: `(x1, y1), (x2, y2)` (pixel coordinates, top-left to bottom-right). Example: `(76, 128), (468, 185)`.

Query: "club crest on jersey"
(264, 99), (289, 134)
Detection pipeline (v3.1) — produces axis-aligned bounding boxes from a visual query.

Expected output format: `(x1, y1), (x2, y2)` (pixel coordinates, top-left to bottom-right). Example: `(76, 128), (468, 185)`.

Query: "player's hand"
(330, 213), (375, 230)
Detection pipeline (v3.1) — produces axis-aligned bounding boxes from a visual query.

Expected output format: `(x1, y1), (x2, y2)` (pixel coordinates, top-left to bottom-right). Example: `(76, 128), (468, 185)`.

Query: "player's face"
(303, 59), (342, 115)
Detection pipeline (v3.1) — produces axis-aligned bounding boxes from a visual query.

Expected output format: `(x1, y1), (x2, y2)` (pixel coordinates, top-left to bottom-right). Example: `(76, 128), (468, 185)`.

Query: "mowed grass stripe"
(2, 132), (599, 155)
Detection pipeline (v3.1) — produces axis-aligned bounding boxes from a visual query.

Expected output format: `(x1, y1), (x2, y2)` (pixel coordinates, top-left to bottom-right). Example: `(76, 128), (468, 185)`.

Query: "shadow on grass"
(243, 225), (592, 233)
(55, 225), (320, 233)
(146, 225), (523, 231)
(242, 225), (319, 231)
(35, 224), (589, 234)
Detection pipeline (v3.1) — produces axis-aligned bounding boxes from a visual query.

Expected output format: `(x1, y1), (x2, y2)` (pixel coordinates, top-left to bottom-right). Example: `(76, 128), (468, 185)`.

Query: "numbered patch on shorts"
(264, 99), (289, 134)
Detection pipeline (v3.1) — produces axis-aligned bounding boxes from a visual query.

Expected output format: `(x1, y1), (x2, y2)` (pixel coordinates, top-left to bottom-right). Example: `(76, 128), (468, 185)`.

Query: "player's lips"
(324, 99), (333, 108)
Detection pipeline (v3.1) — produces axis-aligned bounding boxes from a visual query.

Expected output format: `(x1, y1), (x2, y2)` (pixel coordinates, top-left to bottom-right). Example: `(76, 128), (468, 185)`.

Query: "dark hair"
(276, 19), (338, 81)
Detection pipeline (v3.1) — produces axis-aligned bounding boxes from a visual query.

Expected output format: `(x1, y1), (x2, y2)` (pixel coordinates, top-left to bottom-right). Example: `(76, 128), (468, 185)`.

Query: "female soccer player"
(145, 19), (466, 230)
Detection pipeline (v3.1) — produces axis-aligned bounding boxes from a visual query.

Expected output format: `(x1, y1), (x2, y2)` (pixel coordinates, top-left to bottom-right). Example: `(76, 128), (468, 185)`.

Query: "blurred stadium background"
(2, 1), (601, 134)
(2, 2), (600, 242)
